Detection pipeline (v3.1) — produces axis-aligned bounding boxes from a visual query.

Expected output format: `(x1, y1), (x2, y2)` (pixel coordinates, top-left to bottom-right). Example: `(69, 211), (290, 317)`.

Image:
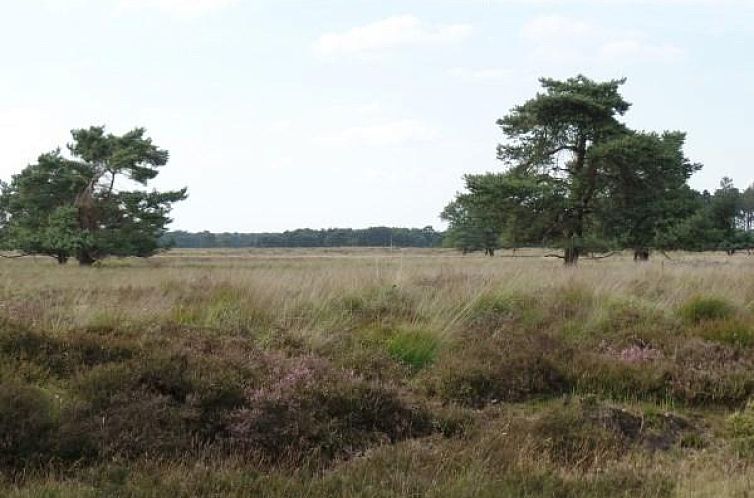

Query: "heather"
(1, 248), (754, 497)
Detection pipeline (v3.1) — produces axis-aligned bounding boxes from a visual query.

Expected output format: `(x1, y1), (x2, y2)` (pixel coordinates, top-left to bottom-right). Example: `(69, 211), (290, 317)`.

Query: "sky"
(1, 0), (753, 232)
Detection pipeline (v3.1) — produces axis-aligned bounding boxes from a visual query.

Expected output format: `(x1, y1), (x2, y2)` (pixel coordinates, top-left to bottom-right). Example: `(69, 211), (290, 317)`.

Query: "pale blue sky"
(1, 0), (753, 231)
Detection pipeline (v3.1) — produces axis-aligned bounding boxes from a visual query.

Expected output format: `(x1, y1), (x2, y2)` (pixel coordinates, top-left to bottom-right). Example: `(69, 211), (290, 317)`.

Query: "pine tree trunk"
(564, 246), (579, 266)
(76, 250), (96, 266)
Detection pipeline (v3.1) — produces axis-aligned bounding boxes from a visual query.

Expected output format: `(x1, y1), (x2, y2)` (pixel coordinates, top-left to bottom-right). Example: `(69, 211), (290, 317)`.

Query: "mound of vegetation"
(226, 356), (433, 463)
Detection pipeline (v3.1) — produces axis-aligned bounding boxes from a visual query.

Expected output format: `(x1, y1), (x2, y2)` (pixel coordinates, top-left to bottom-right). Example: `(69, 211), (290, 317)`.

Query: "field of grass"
(2, 248), (754, 497)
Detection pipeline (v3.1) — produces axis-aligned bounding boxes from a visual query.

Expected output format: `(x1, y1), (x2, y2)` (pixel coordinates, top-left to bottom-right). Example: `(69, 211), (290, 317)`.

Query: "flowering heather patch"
(226, 356), (433, 463)
(617, 344), (664, 363)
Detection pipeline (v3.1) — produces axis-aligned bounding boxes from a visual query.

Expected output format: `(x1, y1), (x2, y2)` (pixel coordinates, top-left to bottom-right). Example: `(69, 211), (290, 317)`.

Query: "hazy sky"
(2, 0), (753, 232)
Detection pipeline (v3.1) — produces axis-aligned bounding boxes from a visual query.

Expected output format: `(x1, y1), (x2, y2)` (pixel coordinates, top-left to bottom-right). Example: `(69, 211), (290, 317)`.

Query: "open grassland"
(2, 248), (754, 497)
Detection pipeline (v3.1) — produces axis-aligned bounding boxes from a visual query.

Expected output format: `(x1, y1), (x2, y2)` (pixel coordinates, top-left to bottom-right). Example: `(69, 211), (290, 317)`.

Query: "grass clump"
(331, 286), (420, 327)
(566, 354), (673, 403)
(386, 327), (441, 371)
(679, 296), (736, 323)
(727, 400), (754, 457)
(529, 398), (698, 467)
(466, 293), (540, 329)
(694, 319), (754, 347)
(529, 400), (630, 468)
(171, 284), (271, 334)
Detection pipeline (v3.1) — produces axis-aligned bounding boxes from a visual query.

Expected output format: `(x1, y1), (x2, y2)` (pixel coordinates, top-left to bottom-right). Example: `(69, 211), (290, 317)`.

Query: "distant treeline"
(163, 227), (444, 248)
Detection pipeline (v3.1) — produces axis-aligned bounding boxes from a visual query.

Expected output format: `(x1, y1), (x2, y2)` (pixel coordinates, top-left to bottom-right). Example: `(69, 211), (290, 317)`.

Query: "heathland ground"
(2, 248), (754, 497)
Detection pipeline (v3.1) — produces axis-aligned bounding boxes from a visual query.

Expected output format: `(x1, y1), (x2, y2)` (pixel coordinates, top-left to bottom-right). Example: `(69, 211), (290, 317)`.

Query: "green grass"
(386, 327), (441, 371)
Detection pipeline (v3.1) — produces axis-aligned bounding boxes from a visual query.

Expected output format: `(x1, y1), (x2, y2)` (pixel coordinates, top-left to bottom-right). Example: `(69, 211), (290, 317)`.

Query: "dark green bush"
(0, 382), (58, 469)
(422, 335), (568, 408)
(0, 328), (134, 378)
(679, 296), (736, 323)
(68, 353), (251, 459)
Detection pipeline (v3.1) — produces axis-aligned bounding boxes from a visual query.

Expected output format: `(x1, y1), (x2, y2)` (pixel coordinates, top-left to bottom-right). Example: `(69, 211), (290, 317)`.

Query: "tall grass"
(2, 248), (754, 496)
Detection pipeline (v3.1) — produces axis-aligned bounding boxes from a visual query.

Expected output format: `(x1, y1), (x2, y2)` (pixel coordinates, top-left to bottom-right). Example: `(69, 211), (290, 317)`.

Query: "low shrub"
(0, 328), (134, 378)
(568, 349), (754, 407)
(530, 401), (629, 468)
(679, 296), (736, 323)
(68, 353), (252, 459)
(327, 339), (410, 383)
(693, 319), (754, 347)
(488, 471), (674, 498)
(670, 366), (754, 407)
(421, 334), (568, 408)
(0, 382), (58, 469)
(466, 293), (541, 330)
(567, 354), (674, 402)
(226, 356), (434, 464)
(529, 398), (697, 467)
(547, 286), (595, 321)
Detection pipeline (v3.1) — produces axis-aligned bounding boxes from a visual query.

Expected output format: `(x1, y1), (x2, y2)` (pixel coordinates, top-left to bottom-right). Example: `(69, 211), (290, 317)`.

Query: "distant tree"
(707, 178), (751, 253)
(495, 75), (631, 264)
(441, 196), (500, 255)
(162, 227), (444, 249)
(0, 126), (187, 265)
(740, 184), (754, 232)
(655, 178), (754, 253)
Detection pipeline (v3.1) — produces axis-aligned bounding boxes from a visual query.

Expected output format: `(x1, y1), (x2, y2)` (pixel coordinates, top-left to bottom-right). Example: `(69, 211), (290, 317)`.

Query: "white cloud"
(599, 39), (684, 61)
(0, 107), (70, 178)
(313, 15), (473, 56)
(490, 0), (752, 4)
(312, 119), (439, 147)
(116, 0), (238, 16)
(450, 67), (513, 84)
(521, 15), (684, 63)
(521, 15), (596, 42)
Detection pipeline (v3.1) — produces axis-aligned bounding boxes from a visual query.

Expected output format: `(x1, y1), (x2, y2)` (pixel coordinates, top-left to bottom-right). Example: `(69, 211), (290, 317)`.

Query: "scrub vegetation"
(1, 248), (754, 497)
